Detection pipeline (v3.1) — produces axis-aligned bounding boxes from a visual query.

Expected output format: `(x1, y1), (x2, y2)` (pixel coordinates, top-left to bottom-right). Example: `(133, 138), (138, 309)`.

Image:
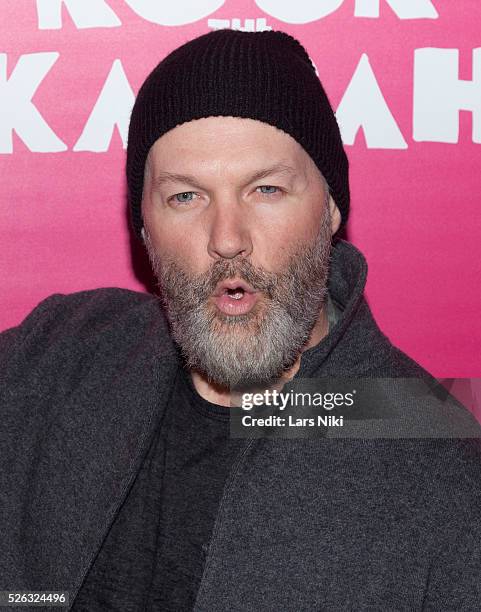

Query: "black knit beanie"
(127, 29), (349, 239)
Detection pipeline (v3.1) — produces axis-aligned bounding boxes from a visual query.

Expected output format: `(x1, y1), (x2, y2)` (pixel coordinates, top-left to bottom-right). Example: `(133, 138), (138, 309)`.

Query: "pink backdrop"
(1, 0), (480, 378)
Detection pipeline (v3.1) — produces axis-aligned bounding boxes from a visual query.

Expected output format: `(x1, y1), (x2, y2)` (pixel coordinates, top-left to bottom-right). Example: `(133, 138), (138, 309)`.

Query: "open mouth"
(225, 287), (246, 300)
(213, 281), (260, 315)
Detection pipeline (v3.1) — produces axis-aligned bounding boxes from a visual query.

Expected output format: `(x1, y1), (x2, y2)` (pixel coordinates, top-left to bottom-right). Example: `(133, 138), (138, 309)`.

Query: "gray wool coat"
(1, 239), (481, 611)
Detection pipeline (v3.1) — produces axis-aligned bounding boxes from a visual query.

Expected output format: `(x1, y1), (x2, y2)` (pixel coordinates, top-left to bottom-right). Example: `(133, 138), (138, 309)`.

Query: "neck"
(190, 303), (330, 407)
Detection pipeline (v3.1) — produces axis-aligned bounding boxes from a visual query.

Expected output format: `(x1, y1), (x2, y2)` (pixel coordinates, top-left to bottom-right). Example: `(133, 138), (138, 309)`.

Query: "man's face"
(141, 116), (340, 389)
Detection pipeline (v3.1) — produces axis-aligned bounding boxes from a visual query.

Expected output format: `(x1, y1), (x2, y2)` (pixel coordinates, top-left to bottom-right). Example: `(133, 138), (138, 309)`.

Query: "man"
(1, 29), (481, 612)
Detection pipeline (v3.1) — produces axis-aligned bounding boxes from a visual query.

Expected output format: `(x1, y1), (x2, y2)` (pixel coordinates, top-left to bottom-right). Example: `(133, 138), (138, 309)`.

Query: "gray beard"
(145, 207), (332, 390)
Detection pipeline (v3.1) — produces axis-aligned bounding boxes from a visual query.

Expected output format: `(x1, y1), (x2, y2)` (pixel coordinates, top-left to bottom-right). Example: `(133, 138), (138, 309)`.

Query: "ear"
(329, 195), (342, 235)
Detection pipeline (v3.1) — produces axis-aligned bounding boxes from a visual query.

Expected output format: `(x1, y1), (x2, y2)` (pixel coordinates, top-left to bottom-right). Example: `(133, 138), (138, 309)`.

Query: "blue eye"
(171, 191), (196, 204)
(169, 187), (281, 206)
(257, 185), (280, 195)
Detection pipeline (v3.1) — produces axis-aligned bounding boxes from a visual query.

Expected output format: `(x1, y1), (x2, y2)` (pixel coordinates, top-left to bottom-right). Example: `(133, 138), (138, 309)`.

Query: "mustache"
(159, 257), (279, 301)
(192, 258), (278, 301)
(145, 228), (331, 306)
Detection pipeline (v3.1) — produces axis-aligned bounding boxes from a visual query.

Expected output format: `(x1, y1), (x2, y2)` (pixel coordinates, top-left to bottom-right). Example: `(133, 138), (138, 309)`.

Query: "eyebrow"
(152, 163), (298, 190)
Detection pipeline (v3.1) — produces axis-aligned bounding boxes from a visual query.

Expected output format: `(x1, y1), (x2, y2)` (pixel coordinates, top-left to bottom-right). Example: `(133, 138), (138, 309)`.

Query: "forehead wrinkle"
(151, 162), (299, 191)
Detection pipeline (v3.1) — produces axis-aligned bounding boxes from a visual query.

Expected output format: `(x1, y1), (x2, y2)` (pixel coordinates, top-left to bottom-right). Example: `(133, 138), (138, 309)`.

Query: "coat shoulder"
(0, 287), (170, 369)
(360, 331), (434, 378)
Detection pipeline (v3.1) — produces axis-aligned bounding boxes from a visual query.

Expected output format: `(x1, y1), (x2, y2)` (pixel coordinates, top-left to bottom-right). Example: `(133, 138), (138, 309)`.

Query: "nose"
(207, 199), (253, 260)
